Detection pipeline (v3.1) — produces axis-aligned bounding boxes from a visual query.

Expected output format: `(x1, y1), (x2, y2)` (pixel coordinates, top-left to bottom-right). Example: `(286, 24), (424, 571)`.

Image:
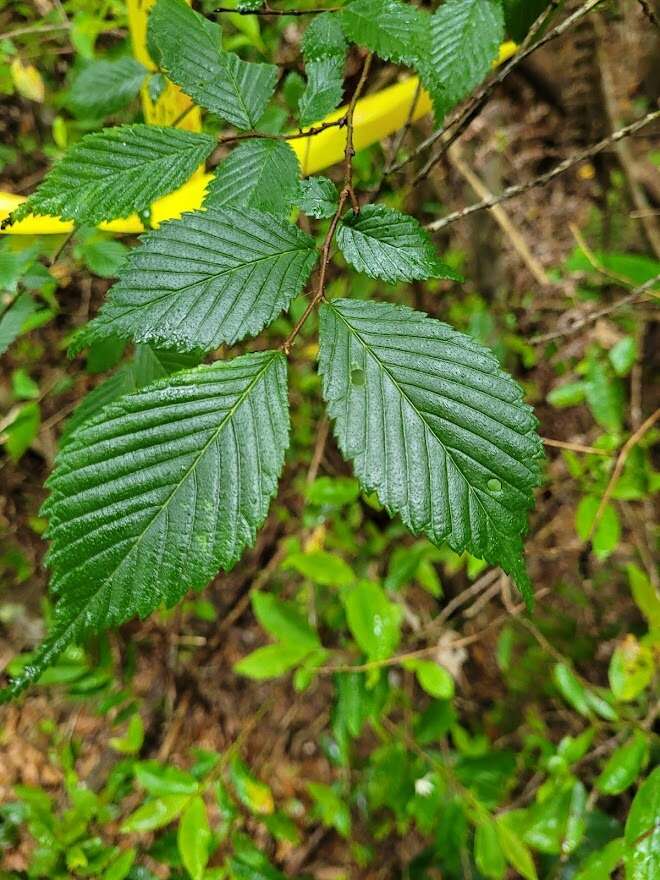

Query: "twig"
(542, 437), (612, 456)
(0, 23), (69, 40)
(637, 0), (660, 29)
(587, 408), (660, 541)
(569, 223), (635, 288)
(425, 110), (660, 233)
(214, 4), (340, 15)
(281, 52), (373, 355)
(447, 142), (550, 286)
(531, 272), (660, 344)
(217, 115), (345, 147)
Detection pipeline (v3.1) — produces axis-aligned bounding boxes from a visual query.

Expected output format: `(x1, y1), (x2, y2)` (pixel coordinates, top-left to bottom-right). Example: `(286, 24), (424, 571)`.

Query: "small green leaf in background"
(547, 381), (586, 408)
(3, 402), (40, 461)
(608, 636), (654, 702)
(474, 819), (506, 879)
(584, 357), (624, 434)
(608, 336), (637, 377)
(305, 476), (361, 508)
(297, 175), (339, 219)
(627, 563), (660, 634)
(234, 643), (312, 679)
(495, 816), (538, 880)
(74, 228), (129, 278)
(342, 579), (402, 663)
(624, 767), (660, 880)
(553, 663), (590, 717)
(284, 549), (354, 587)
(0, 293), (36, 355)
(103, 847), (136, 880)
(230, 757), (275, 816)
(11, 368), (39, 400)
(575, 496), (620, 559)
(121, 794), (190, 833)
(109, 713), (144, 754)
(67, 57), (147, 118)
(252, 592), (319, 649)
(308, 782), (351, 837)
(134, 760), (199, 797)
(404, 658), (454, 699)
(574, 837), (625, 880)
(177, 796), (211, 880)
(596, 731), (648, 795)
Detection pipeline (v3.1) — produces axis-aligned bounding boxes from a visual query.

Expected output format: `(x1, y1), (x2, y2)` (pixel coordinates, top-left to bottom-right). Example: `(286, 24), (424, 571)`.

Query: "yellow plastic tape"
(0, 37), (517, 236)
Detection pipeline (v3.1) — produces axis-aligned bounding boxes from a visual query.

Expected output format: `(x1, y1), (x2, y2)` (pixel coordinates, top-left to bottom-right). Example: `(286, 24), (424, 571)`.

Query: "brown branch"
(542, 438), (613, 456)
(281, 53), (373, 356)
(637, 0), (660, 28)
(217, 115), (345, 147)
(425, 110), (660, 233)
(587, 408), (660, 542)
(531, 272), (660, 345)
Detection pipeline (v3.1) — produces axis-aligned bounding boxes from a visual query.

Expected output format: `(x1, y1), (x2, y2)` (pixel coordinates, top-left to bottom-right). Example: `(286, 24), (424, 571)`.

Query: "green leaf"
(298, 176), (338, 219)
(4, 401), (40, 461)
(597, 731), (648, 795)
(204, 139), (300, 218)
(341, 579), (402, 662)
(0, 352), (289, 702)
(252, 592), (319, 648)
(135, 761), (200, 797)
(318, 299), (543, 601)
(104, 848), (136, 880)
(624, 767), (660, 880)
(308, 782), (351, 837)
(340, 0), (427, 66)
(109, 713), (144, 754)
(299, 13), (346, 127)
(575, 496), (620, 559)
(77, 208), (318, 352)
(503, 0), (552, 42)
(75, 229), (130, 279)
(547, 381), (586, 408)
(9, 126), (215, 226)
(495, 817), (538, 880)
(609, 336), (637, 377)
(0, 293), (36, 355)
(553, 663), (590, 717)
(337, 205), (461, 283)
(149, 0), (276, 129)
(234, 642), (311, 679)
(230, 757), (275, 815)
(574, 837), (626, 880)
(67, 57), (147, 117)
(284, 549), (355, 587)
(427, 0), (504, 117)
(178, 796), (211, 880)
(608, 636), (654, 702)
(584, 357), (624, 433)
(404, 658), (454, 699)
(627, 563), (660, 634)
(475, 819), (506, 880)
(121, 794), (190, 833)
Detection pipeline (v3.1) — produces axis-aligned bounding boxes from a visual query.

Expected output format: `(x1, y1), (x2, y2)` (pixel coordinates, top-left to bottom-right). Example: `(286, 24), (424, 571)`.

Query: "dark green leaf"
(336, 205), (462, 283)
(9, 126), (215, 226)
(67, 57), (147, 117)
(340, 0), (428, 66)
(297, 176), (338, 218)
(624, 767), (660, 880)
(77, 207), (318, 352)
(319, 299), (543, 600)
(597, 732), (648, 796)
(0, 352), (289, 701)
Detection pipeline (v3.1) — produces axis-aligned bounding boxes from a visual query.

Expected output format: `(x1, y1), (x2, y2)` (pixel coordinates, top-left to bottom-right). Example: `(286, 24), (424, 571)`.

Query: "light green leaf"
(121, 794), (190, 833)
(8, 126), (215, 226)
(284, 549), (354, 587)
(298, 176), (338, 219)
(547, 381), (586, 408)
(135, 760), (200, 797)
(0, 352), (289, 702)
(252, 592), (319, 648)
(204, 139), (300, 218)
(427, 0), (504, 117)
(609, 336), (637, 377)
(340, 0), (427, 66)
(234, 642), (311, 679)
(495, 817), (538, 880)
(627, 563), (660, 634)
(609, 636), (654, 702)
(4, 401), (40, 462)
(341, 579), (402, 662)
(584, 357), (624, 433)
(68, 57), (147, 117)
(405, 658), (454, 699)
(109, 713), (144, 754)
(103, 848), (136, 880)
(318, 299), (543, 601)
(308, 782), (351, 837)
(337, 204), (461, 283)
(475, 819), (506, 879)
(178, 796), (211, 880)
(624, 767), (660, 880)
(149, 0), (276, 129)
(574, 837), (626, 880)
(230, 757), (275, 815)
(575, 496), (620, 560)
(553, 663), (590, 717)
(77, 207), (317, 352)
(597, 731), (649, 795)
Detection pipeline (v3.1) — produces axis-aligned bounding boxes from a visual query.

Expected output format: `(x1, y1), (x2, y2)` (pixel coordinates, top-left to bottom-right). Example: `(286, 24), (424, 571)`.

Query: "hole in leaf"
(487, 478), (502, 493)
(350, 368), (365, 386)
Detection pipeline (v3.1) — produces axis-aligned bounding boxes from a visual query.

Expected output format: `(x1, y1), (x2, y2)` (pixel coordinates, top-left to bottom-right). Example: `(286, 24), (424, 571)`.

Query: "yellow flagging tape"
(0, 39), (517, 236)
